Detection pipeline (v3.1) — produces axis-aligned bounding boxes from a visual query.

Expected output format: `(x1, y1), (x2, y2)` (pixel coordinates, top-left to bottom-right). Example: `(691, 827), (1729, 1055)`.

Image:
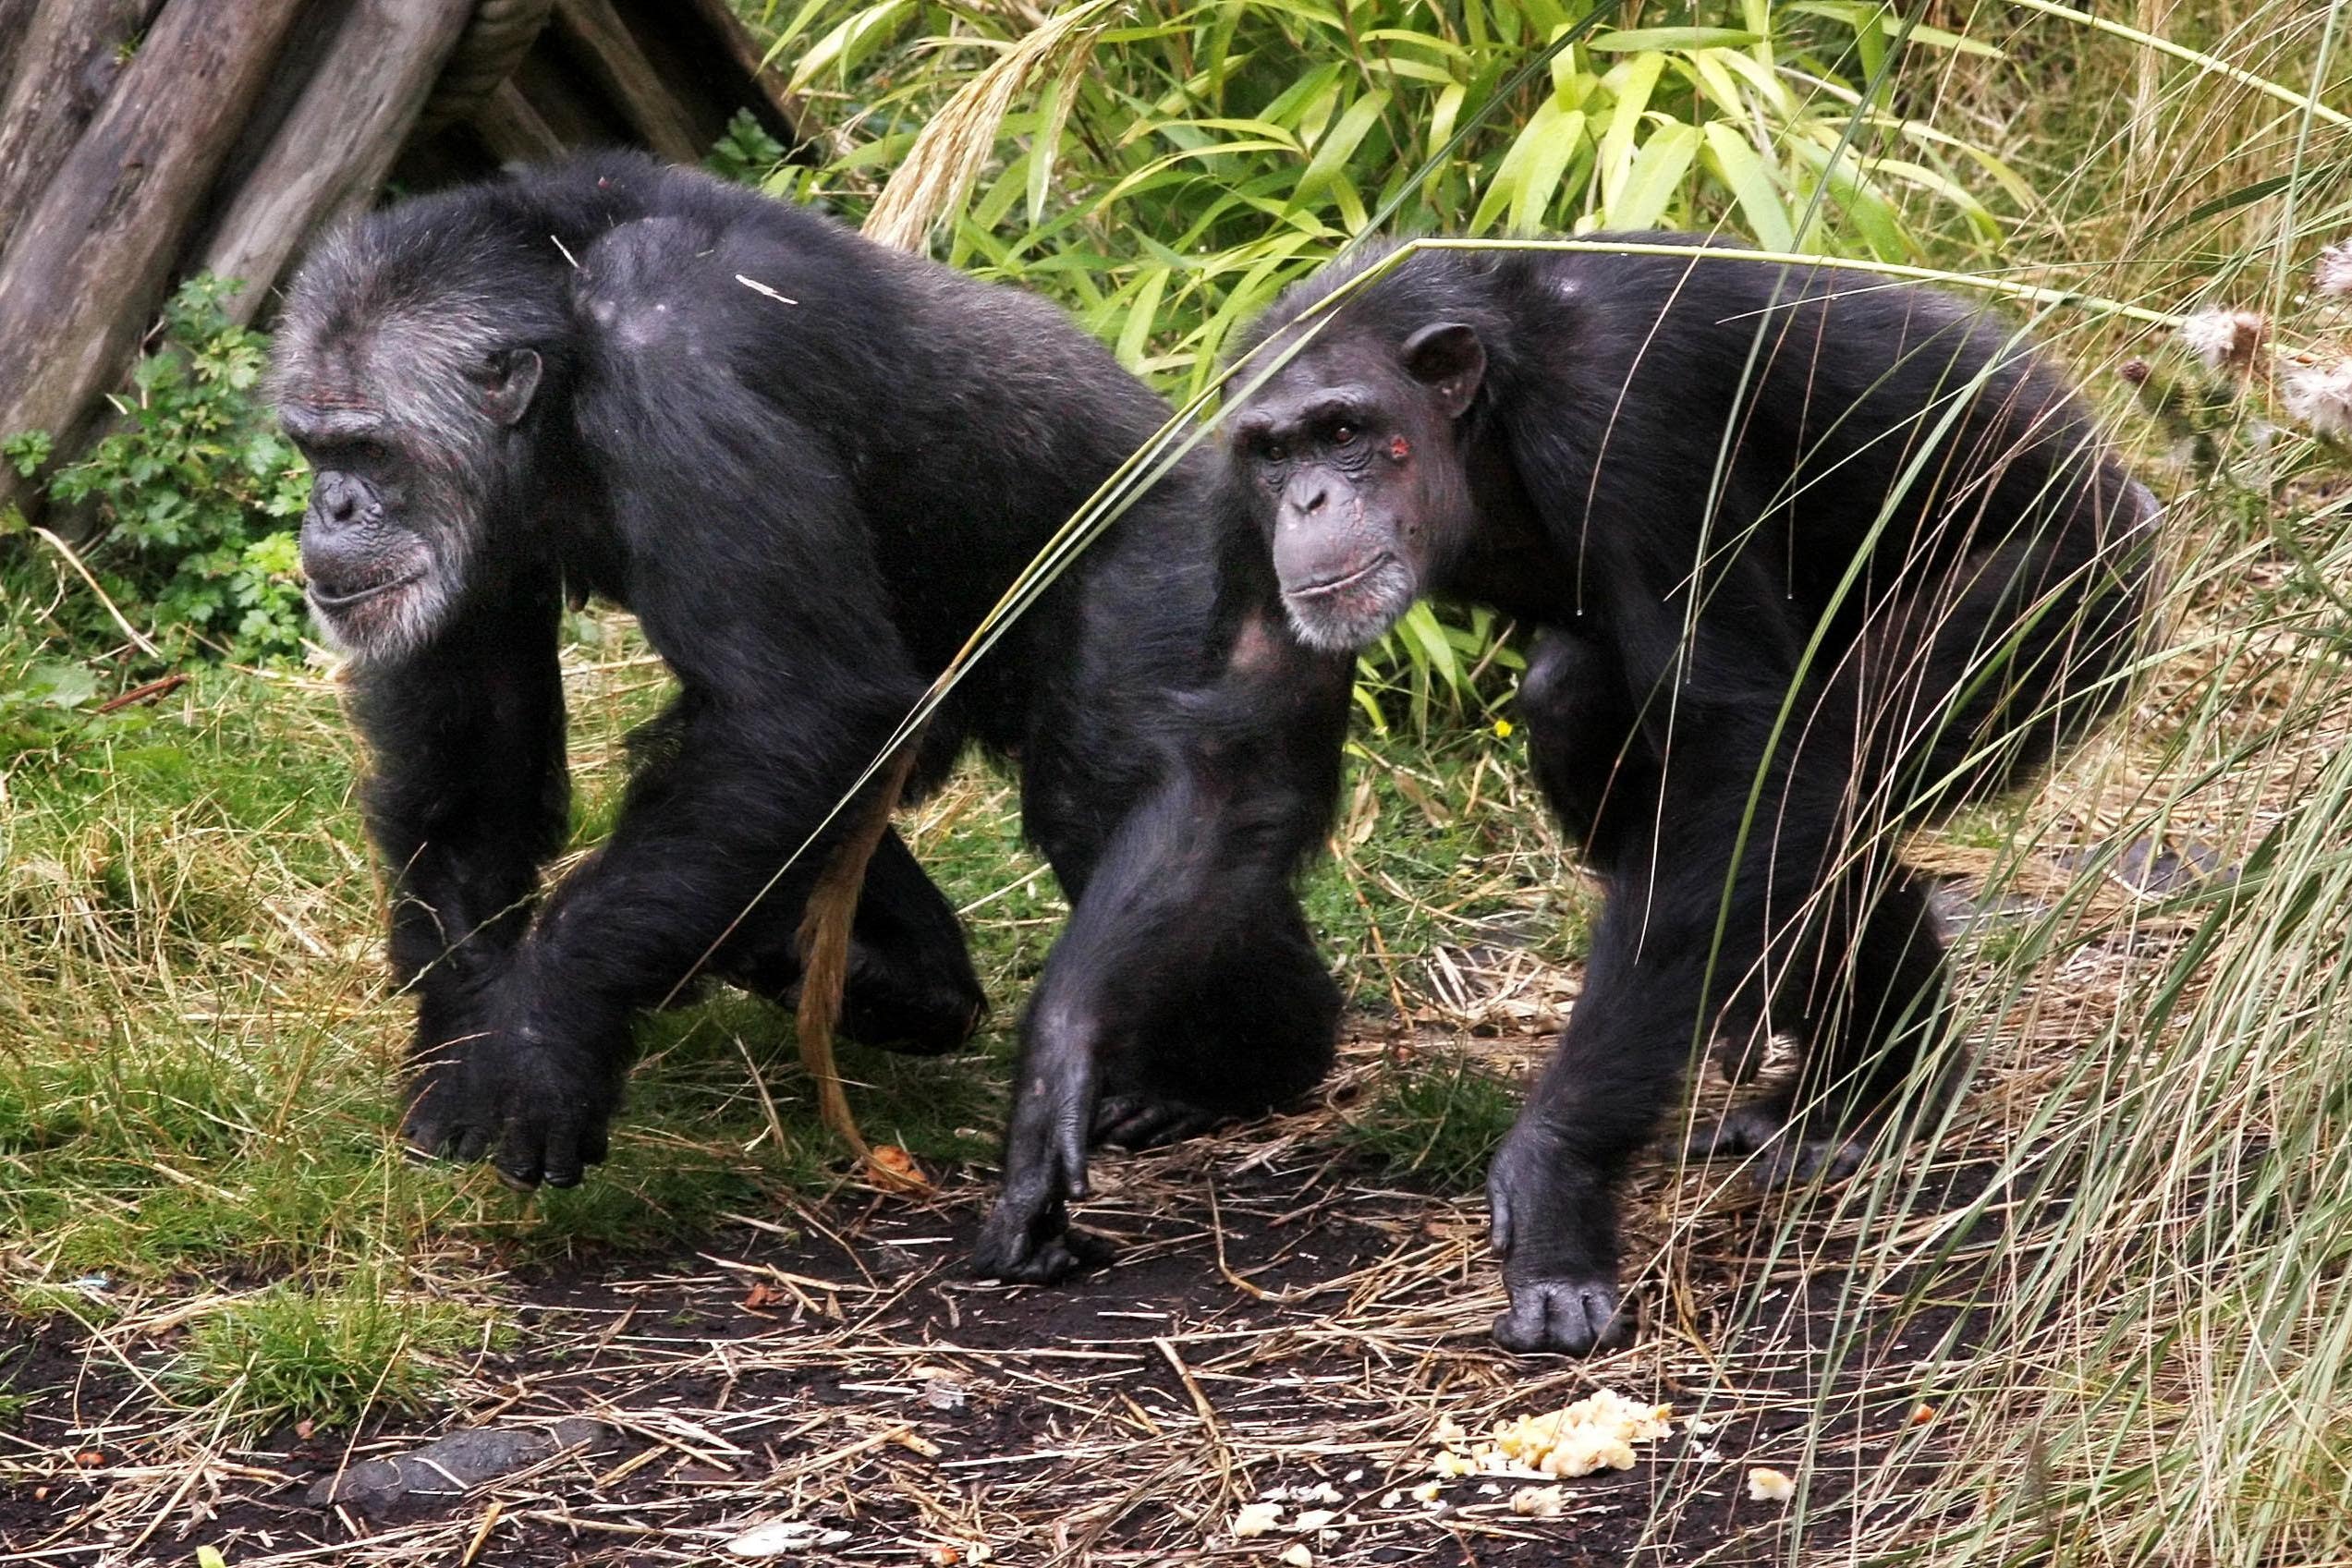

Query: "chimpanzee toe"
(1687, 1104), (1867, 1188)
(1091, 1094), (1225, 1149)
(1493, 1276), (1634, 1355)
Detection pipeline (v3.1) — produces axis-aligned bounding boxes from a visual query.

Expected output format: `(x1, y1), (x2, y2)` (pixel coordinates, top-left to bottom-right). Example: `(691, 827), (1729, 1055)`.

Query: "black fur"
(1228, 239), (2155, 1355)
(272, 154), (1352, 1206)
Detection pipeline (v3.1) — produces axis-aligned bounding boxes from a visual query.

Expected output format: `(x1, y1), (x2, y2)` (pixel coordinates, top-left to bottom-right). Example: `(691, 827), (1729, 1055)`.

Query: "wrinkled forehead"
(272, 242), (506, 419)
(1229, 329), (1398, 432)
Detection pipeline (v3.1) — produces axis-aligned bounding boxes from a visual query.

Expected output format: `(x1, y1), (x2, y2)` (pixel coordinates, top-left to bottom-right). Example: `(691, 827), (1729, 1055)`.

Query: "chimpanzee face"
(1226, 322), (1485, 652)
(275, 343), (542, 664)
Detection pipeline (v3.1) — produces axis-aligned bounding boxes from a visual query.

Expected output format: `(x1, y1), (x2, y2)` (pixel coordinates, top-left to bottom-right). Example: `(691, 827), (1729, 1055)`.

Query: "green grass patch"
(171, 1274), (504, 1434)
(1341, 1050), (1521, 1196)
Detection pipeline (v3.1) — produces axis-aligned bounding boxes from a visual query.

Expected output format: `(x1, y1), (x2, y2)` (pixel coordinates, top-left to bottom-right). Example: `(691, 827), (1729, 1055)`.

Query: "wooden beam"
(548, 0), (706, 163)
(470, 78), (567, 165)
(0, 0), (309, 511)
(0, 0), (162, 257)
(194, 0), (477, 322)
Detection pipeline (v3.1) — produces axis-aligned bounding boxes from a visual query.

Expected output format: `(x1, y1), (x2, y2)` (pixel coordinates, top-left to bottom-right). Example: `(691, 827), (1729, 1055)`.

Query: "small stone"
(304, 1420), (621, 1513)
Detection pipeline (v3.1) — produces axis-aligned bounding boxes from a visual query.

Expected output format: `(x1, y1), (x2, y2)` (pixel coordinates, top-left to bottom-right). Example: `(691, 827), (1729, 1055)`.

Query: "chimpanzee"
(1208, 239), (2155, 1355)
(271, 152), (1356, 1199)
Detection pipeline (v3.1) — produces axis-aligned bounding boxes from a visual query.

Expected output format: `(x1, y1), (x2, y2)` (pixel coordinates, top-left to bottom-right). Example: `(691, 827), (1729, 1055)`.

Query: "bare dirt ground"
(0, 992), (2042, 1568)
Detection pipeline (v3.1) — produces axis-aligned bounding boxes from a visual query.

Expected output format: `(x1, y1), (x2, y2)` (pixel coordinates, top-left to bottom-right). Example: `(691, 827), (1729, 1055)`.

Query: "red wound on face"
(1389, 435), (1411, 461)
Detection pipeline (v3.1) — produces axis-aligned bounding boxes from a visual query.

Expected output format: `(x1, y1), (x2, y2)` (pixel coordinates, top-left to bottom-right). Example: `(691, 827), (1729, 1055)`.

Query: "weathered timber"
(194, 0), (477, 323)
(0, 0), (162, 255)
(0, 0), (308, 513)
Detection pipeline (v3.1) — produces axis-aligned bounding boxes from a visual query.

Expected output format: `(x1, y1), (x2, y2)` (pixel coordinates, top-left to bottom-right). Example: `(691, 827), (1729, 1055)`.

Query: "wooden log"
(193, 0), (477, 322)
(549, 0), (706, 163)
(0, 0), (40, 66)
(0, 0), (308, 513)
(470, 78), (567, 164)
(0, 0), (161, 256)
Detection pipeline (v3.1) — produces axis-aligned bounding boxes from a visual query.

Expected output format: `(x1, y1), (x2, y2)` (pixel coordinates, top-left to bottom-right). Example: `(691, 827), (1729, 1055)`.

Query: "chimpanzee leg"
(1517, 630), (1657, 870)
(713, 824), (985, 1055)
(973, 765), (1342, 1282)
(974, 613), (1353, 1284)
(1091, 890), (1337, 1149)
(1685, 863), (1952, 1184)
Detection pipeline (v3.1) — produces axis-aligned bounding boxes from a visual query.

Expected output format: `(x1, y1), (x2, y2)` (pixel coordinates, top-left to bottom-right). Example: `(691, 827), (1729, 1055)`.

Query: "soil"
(0, 1099), (2002, 1568)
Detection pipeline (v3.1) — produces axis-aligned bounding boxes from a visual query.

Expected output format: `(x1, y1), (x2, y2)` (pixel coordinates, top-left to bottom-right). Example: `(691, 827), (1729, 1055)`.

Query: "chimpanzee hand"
(1485, 1116), (1637, 1355)
(398, 993), (621, 1191)
(972, 1035), (1115, 1282)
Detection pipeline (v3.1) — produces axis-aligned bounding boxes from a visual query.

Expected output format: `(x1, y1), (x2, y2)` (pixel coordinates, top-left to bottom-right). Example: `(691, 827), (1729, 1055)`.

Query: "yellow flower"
(1493, 718), (1514, 739)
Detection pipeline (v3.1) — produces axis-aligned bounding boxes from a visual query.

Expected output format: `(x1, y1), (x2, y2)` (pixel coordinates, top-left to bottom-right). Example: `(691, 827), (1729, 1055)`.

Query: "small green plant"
(707, 107), (793, 187)
(173, 1276), (501, 1433)
(1342, 1050), (1520, 1194)
(5, 274), (311, 663)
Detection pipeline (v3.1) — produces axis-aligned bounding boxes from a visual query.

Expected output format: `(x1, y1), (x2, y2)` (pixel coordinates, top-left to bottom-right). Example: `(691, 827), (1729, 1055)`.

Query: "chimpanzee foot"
(971, 1193), (1115, 1283)
(1493, 1274), (1635, 1356)
(1091, 1093), (1226, 1149)
(1685, 1104), (1866, 1188)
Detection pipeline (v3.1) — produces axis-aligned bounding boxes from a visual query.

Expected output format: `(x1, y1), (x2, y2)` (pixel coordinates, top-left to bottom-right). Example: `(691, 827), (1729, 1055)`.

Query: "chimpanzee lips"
(1280, 552), (1414, 652)
(1286, 552), (1395, 599)
(307, 570), (422, 611)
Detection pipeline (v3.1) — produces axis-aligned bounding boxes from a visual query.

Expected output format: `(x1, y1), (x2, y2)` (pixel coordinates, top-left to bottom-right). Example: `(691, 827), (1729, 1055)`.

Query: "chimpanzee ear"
(482, 347), (542, 428)
(1401, 322), (1485, 420)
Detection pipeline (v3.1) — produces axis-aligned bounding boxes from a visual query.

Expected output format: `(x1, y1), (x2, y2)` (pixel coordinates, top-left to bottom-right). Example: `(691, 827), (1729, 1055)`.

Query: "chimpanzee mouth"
(307, 572), (422, 611)
(1281, 553), (1413, 652)
(1286, 553), (1396, 600)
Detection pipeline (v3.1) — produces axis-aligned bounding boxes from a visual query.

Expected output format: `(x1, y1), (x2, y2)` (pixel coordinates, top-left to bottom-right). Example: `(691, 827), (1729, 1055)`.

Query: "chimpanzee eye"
(1264, 442), (1288, 463)
(1332, 424), (1357, 446)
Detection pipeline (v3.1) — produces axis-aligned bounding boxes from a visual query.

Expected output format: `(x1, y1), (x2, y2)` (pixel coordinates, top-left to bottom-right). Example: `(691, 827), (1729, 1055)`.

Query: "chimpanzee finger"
(1057, 1102), (1091, 1202)
(1488, 1179), (1515, 1258)
(540, 1120), (589, 1189)
(453, 1124), (494, 1164)
(578, 1123), (610, 1167)
(493, 1112), (548, 1190)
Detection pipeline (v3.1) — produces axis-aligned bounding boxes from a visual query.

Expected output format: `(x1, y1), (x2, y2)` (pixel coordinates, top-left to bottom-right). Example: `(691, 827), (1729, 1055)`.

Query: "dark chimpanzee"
(271, 152), (1356, 1203)
(1207, 239), (2155, 1355)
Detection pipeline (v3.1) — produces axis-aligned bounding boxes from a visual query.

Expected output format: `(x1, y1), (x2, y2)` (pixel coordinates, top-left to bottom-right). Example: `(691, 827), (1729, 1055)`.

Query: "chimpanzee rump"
(1213, 239), (2154, 1355)
(271, 153), (1355, 1204)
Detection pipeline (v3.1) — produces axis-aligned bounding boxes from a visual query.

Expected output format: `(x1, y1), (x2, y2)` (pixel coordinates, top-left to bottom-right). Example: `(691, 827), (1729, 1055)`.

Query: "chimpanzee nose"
(1288, 479), (1329, 515)
(319, 473), (360, 525)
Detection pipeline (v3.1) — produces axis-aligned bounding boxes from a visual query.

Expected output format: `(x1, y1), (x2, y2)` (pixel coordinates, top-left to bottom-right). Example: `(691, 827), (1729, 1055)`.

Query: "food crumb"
(1748, 1467), (1796, 1502)
(1280, 1547), (1313, 1568)
(1510, 1484), (1567, 1518)
(1231, 1501), (1283, 1538)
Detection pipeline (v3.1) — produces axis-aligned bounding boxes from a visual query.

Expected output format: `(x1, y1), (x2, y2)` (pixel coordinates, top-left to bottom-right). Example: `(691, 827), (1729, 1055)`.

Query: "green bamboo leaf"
(1590, 27), (1766, 51)
(1605, 119), (1700, 230)
(1511, 106), (1590, 232)
(1595, 52), (1665, 213)
(1470, 98), (1580, 235)
(1114, 268), (1170, 371)
(1700, 121), (1796, 250)
(1294, 90), (1392, 205)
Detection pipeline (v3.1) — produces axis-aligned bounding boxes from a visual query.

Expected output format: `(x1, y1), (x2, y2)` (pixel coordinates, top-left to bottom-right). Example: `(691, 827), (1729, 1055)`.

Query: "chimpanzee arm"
(348, 583), (570, 1088)
(974, 614), (1354, 1282)
(1488, 512), (1857, 1355)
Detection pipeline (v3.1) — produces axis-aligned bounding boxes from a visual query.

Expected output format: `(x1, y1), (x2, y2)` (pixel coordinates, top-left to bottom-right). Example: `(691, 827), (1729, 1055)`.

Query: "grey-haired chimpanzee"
(1210, 240), (2155, 1355)
(271, 153), (1355, 1204)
